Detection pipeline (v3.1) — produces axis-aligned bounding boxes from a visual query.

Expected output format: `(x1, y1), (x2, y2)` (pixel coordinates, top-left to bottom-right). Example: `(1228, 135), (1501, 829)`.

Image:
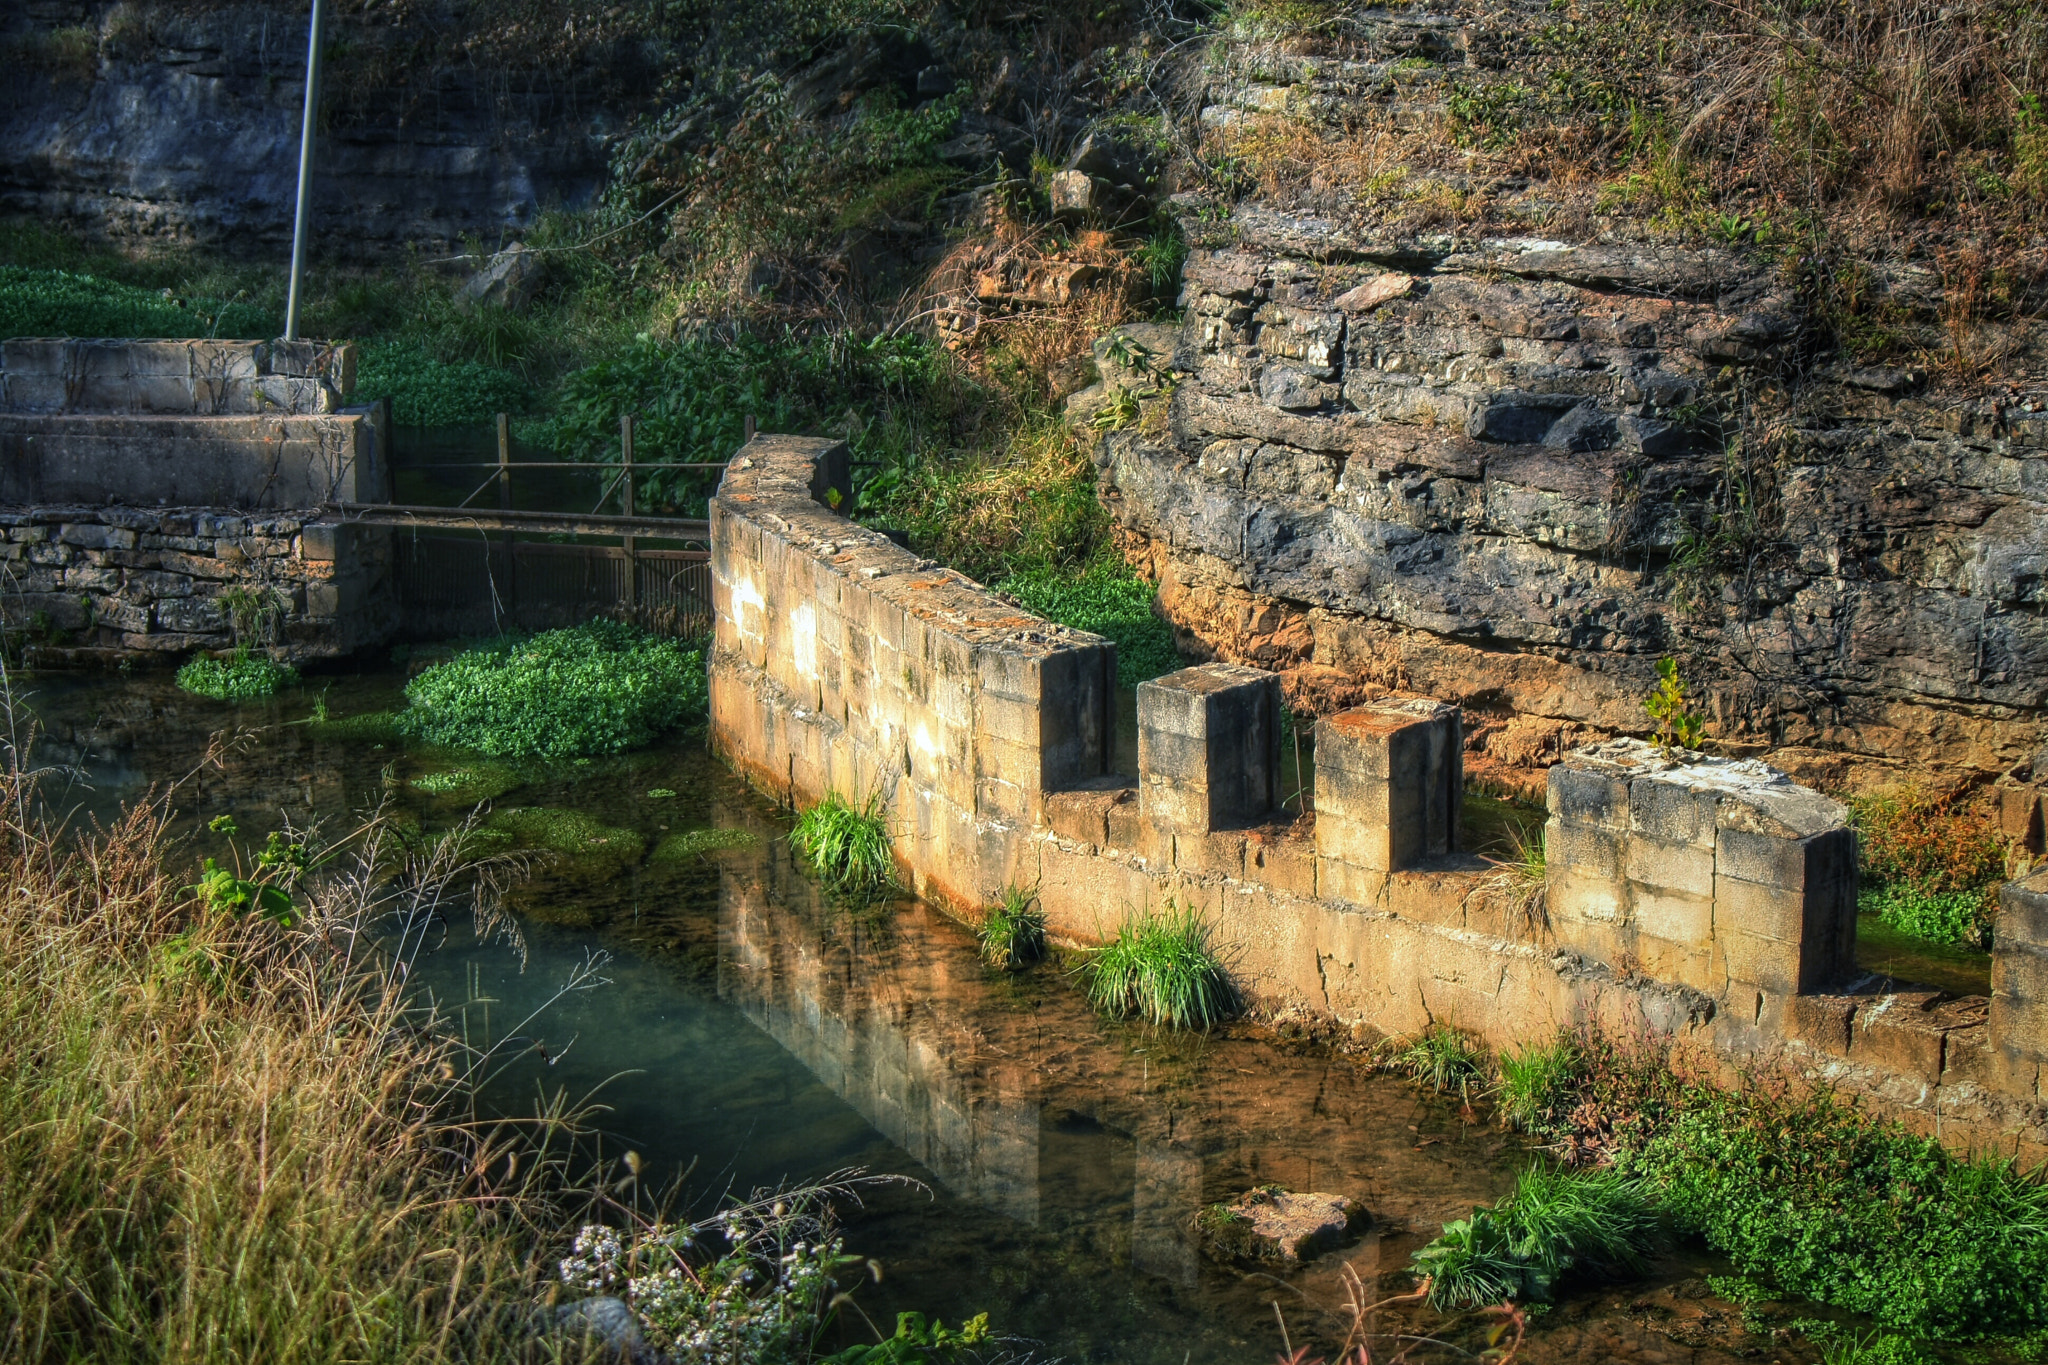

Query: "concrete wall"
(711, 433), (2048, 1161)
(0, 338), (387, 508)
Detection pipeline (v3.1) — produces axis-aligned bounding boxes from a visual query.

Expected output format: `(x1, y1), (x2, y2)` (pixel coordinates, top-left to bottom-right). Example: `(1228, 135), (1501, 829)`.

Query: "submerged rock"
(1195, 1186), (1369, 1263)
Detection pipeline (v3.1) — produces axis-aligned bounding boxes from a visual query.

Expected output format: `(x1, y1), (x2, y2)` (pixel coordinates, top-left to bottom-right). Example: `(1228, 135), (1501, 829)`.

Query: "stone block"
(1549, 860), (1624, 926)
(1138, 663), (1280, 834)
(1849, 994), (1949, 1088)
(1717, 824), (1855, 892)
(1046, 788), (1116, 846)
(1175, 829), (1246, 880)
(1632, 885), (1712, 948)
(1314, 697), (1460, 874)
(1317, 857), (1387, 909)
(1625, 835), (1715, 899)
(1245, 833), (1316, 899)
(1552, 819), (1623, 882)
(1784, 994), (1856, 1055)
(59, 523), (137, 551)
(1628, 775), (1717, 848)
(1546, 763), (1631, 831)
(1991, 873), (2048, 1060)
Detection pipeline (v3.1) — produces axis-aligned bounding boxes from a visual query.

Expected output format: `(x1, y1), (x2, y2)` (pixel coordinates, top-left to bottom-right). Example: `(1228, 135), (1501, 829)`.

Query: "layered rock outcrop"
(1095, 236), (2048, 789)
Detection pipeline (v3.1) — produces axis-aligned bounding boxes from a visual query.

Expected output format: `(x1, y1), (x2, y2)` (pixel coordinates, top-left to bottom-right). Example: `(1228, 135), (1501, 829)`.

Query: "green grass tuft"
(978, 884), (1047, 970)
(175, 651), (297, 701)
(1080, 903), (1234, 1029)
(396, 621), (706, 758)
(1496, 1034), (1583, 1132)
(1412, 1166), (1658, 1310)
(303, 709), (404, 745)
(790, 789), (894, 897)
(1386, 1023), (1487, 1094)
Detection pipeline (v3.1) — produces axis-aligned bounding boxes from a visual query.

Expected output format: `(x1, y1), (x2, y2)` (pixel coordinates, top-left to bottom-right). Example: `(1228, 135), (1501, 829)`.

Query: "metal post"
(283, 0), (327, 343)
(496, 412), (517, 619)
(744, 413), (756, 444)
(619, 414), (637, 613)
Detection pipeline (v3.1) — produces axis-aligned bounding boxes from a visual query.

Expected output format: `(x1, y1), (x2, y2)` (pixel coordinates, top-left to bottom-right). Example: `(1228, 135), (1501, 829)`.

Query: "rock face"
(0, 3), (623, 254)
(1098, 240), (2048, 783)
(1195, 1187), (1369, 1263)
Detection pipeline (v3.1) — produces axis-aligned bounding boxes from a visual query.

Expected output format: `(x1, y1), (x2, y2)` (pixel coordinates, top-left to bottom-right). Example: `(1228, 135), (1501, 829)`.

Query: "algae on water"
(651, 826), (760, 865)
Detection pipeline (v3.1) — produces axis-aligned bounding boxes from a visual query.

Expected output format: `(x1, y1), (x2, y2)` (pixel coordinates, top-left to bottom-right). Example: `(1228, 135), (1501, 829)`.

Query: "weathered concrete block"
(1314, 697), (1460, 876)
(1137, 663), (1280, 833)
(1994, 868), (2048, 1063)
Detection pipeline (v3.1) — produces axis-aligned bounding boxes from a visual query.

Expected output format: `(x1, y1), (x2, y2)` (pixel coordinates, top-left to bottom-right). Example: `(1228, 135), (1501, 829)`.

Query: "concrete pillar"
(1136, 663), (1280, 833)
(1314, 697), (1461, 905)
(1545, 739), (1855, 1004)
(1994, 869), (2048, 1063)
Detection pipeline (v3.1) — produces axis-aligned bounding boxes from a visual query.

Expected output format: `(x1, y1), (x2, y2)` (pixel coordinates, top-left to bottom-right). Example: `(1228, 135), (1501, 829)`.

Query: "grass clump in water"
(978, 884), (1047, 970)
(1496, 1035), (1584, 1133)
(1080, 903), (1234, 1029)
(397, 620), (706, 759)
(1412, 1166), (1657, 1310)
(487, 806), (645, 880)
(406, 764), (522, 803)
(790, 789), (894, 896)
(1385, 1023), (1487, 1094)
(175, 650), (297, 701)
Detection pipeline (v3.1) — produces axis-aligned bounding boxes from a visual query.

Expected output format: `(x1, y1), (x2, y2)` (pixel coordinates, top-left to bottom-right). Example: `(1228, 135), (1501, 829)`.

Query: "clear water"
(24, 670), (1802, 1364)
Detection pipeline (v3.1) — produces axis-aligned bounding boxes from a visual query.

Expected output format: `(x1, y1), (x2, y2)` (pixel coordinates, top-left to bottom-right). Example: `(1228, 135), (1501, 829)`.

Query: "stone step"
(0, 338), (354, 416)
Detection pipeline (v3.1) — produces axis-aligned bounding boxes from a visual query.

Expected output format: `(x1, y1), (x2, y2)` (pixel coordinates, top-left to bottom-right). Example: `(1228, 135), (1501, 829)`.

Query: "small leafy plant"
(1642, 656), (1705, 752)
(1081, 903), (1234, 1029)
(1850, 786), (2006, 948)
(791, 788), (894, 897)
(176, 648), (298, 701)
(1411, 1166), (1658, 1310)
(978, 883), (1047, 970)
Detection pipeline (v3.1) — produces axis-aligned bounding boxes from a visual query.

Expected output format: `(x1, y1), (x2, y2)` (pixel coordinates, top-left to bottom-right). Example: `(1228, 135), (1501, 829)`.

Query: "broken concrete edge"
(707, 433), (2048, 1162)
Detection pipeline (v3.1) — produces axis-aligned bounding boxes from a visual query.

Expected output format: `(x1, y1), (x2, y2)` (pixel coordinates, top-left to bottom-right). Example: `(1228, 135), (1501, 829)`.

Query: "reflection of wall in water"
(717, 858), (1041, 1226)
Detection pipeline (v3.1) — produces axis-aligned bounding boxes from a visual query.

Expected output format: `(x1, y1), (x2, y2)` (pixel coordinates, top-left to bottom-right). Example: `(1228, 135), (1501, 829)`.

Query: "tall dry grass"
(0, 718), (590, 1364)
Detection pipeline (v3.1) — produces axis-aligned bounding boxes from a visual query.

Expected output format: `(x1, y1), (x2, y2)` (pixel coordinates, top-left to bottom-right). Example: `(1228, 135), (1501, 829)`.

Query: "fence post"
(619, 413), (637, 613)
(744, 413), (757, 444)
(495, 413), (517, 620)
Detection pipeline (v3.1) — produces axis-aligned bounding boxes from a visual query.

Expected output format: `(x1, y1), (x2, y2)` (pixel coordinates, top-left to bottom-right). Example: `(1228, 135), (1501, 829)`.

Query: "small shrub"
(350, 339), (532, 428)
(1850, 787), (2005, 948)
(1387, 1023), (1487, 1094)
(790, 789), (894, 896)
(176, 650), (297, 700)
(1081, 903), (1234, 1029)
(978, 884), (1047, 970)
(1642, 656), (1704, 751)
(1412, 1166), (1657, 1309)
(397, 621), (706, 758)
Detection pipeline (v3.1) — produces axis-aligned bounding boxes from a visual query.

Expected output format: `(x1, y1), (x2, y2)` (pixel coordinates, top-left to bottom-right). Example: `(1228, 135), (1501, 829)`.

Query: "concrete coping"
(715, 434), (1114, 661)
(1559, 736), (1847, 838)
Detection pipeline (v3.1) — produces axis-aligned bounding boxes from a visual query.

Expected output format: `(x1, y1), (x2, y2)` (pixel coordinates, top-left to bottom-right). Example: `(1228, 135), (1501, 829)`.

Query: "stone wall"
(1085, 240), (2048, 792)
(0, 505), (394, 659)
(712, 433), (2048, 1162)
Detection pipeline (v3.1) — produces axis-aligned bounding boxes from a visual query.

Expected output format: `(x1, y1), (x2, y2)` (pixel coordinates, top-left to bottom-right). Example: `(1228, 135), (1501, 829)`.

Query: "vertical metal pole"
(496, 412), (516, 620)
(619, 413), (637, 613)
(744, 413), (756, 444)
(284, 0), (326, 342)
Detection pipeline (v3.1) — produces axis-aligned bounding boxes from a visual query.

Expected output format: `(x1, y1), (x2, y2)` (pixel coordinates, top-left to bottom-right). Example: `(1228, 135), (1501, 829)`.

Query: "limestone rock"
(1050, 169), (1102, 218)
(1334, 272), (1416, 312)
(458, 243), (544, 312)
(1195, 1186), (1369, 1263)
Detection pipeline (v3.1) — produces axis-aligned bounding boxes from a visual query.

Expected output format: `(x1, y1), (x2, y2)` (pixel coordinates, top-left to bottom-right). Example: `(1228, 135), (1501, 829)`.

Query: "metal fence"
(393, 531), (711, 640)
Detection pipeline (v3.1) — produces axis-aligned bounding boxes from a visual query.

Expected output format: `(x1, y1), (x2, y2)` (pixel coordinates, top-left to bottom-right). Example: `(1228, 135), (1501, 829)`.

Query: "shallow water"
(26, 669), (1831, 1364)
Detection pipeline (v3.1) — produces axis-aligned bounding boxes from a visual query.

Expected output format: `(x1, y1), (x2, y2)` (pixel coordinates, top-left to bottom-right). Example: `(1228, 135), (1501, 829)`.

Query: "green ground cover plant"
(998, 564), (1181, 688)
(791, 789), (894, 897)
(1497, 1029), (2048, 1341)
(174, 650), (297, 700)
(650, 825), (762, 864)
(0, 265), (277, 340)
(1850, 787), (2007, 949)
(397, 620), (706, 758)
(1080, 903), (1234, 1029)
(977, 884), (1048, 970)
(1412, 1166), (1657, 1310)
